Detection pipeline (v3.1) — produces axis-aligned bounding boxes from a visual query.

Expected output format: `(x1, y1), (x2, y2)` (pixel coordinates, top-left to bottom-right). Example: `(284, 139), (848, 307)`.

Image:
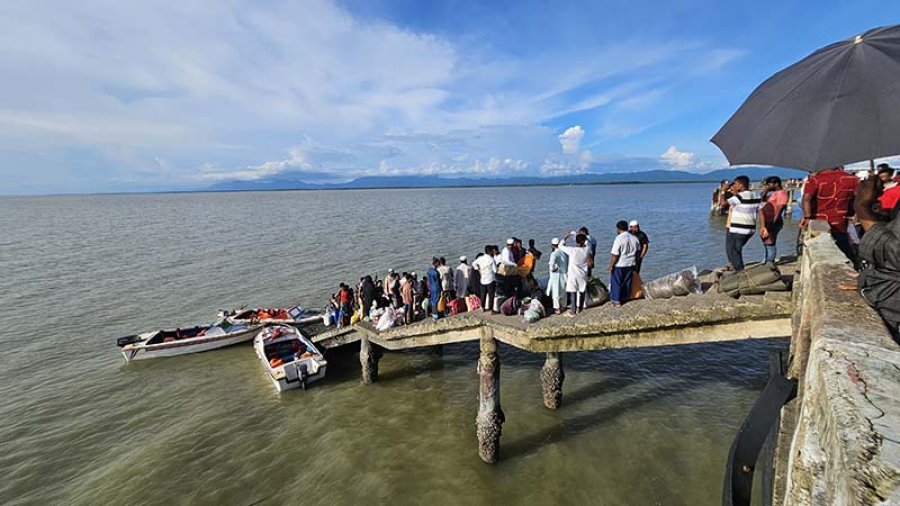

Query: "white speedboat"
(224, 305), (322, 325)
(116, 319), (259, 362)
(253, 325), (327, 392)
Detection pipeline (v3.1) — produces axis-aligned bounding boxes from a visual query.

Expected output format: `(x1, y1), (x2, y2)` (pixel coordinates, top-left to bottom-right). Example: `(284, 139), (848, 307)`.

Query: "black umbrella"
(712, 25), (900, 171)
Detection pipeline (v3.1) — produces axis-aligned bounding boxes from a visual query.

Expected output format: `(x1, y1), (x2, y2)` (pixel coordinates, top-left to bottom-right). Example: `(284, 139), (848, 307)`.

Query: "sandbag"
(586, 278), (610, 307)
(718, 263), (783, 295)
(645, 266), (702, 300)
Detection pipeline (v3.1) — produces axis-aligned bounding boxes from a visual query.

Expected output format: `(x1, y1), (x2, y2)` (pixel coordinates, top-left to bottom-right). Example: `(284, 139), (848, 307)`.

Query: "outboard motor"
(116, 335), (140, 347)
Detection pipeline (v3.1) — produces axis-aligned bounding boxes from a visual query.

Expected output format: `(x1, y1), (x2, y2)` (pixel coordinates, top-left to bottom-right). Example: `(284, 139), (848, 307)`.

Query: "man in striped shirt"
(725, 175), (761, 271)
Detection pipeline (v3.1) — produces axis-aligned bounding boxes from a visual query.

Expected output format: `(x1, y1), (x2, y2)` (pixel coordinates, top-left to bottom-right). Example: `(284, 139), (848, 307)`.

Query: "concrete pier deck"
(313, 274), (794, 353)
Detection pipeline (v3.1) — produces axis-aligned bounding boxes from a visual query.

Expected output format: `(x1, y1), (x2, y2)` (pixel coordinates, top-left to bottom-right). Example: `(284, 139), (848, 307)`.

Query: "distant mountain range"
(208, 167), (807, 192)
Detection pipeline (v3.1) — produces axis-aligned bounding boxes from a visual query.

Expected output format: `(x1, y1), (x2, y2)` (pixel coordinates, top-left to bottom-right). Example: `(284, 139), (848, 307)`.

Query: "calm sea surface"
(0, 183), (795, 505)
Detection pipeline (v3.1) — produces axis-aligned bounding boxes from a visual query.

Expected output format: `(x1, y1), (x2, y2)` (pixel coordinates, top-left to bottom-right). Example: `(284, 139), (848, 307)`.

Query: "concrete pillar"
(540, 352), (564, 410)
(476, 336), (504, 463)
(359, 336), (382, 384)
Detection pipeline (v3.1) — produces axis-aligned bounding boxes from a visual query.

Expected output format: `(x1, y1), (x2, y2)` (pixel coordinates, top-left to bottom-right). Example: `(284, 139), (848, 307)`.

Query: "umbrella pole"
(870, 159), (875, 172)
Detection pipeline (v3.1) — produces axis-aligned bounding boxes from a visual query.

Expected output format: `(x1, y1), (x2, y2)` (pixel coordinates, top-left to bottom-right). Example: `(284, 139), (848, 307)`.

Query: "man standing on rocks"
(725, 175), (761, 271)
(629, 220), (649, 273)
(758, 176), (789, 264)
(609, 220), (641, 306)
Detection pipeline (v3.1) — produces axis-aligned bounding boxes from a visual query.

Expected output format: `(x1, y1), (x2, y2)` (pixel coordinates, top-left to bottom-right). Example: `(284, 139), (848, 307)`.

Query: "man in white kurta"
(558, 231), (591, 315)
(545, 238), (568, 314)
(454, 256), (474, 297)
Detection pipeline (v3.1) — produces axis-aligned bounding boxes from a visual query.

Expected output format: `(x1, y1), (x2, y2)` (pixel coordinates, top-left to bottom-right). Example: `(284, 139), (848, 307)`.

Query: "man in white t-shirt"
(608, 220), (641, 306)
(472, 246), (497, 312)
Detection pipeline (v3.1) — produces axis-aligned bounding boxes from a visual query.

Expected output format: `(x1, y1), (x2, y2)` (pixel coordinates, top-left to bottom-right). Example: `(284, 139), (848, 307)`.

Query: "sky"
(0, 0), (898, 194)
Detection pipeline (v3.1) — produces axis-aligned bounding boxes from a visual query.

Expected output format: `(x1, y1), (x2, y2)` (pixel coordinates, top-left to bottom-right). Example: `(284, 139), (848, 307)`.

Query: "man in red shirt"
(801, 166), (859, 262)
(876, 164), (900, 215)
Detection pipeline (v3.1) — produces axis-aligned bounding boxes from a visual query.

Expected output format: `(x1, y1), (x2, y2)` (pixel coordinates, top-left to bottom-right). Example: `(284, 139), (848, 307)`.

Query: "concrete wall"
(776, 221), (900, 505)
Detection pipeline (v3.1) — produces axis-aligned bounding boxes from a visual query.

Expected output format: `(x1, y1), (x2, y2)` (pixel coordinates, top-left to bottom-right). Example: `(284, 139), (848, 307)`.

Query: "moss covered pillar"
(540, 352), (564, 410)
(476, 334), (504, 463)
(360, 336), (382, 384)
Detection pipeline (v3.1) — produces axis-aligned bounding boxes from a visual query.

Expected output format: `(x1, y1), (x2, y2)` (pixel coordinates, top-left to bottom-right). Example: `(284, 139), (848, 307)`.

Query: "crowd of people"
(716, 164), (900, 273)
(326, 225), (652, 328)
(320, 165), (900, 337)
(716, 164), (900, 335)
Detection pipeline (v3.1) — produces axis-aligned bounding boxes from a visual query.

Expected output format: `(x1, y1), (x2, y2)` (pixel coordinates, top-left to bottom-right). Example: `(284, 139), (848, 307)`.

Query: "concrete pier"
(540, 352), (564, 410)
(301, 219), (900, 504)
(476, 334), (504, 463)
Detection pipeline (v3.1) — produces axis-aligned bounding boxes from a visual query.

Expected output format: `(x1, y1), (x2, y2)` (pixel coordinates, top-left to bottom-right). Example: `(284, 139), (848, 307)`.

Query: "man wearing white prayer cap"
(500, 238), (517, 267)
(546, 237), (568, 314)
(628, 220), (650, 273)
(455, 255), (475, 298)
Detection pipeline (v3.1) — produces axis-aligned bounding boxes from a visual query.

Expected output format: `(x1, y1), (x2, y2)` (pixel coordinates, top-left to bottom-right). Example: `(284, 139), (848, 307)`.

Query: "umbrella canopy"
(711, 25), (900, 172)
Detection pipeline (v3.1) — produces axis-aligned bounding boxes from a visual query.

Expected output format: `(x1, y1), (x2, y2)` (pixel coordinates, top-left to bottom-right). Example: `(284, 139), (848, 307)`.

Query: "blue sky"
(0, 0), (897, 194)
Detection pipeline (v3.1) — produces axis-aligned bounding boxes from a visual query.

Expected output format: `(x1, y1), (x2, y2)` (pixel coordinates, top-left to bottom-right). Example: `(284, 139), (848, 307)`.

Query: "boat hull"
(121, 327), (259, 362)
(253, 326), (327, 392)
(266, 362), (327, 392)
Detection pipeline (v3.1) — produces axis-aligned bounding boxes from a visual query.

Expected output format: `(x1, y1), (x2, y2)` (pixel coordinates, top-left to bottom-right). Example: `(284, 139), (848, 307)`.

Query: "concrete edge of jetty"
(773, 220), (900, 505)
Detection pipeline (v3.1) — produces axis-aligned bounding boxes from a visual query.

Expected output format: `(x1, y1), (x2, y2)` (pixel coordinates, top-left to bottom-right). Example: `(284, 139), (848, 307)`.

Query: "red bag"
(448, 298), (468, 316)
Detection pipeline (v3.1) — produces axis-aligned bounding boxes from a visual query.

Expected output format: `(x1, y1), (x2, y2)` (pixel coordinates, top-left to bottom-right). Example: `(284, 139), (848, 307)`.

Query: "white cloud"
(0, 0), (747, 192)
(200, 147), (313, 182)
(660, 145), (696, 168)
(559, 126), (585, 154)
